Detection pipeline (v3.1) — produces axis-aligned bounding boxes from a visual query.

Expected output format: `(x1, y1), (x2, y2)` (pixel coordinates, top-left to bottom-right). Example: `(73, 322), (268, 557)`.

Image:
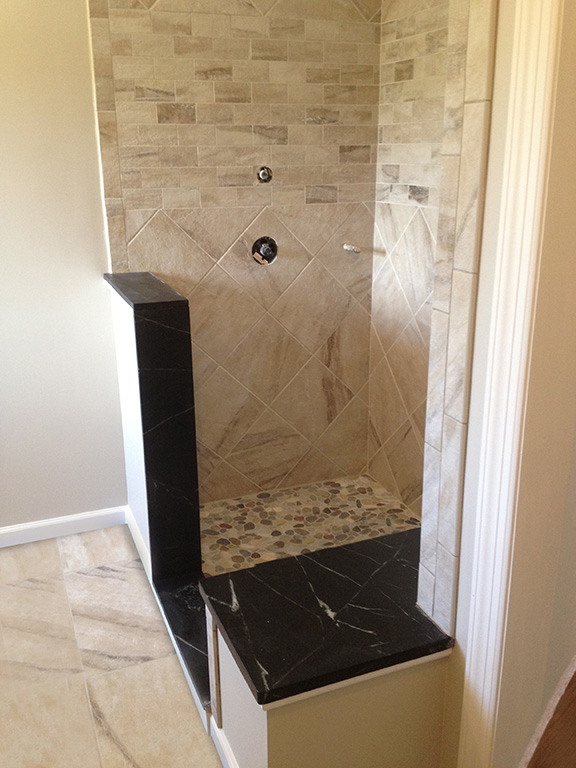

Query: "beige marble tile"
(371, 257), (413, 353)
(444, 269), (478, 423)
(176, 205), (260, 261)
(200, 459), (260, 504)
(272, 203), (356, 255)
(270, 260), (355, 353)
(0, 576), (82, 687)
(417, 562), (436, 616)
(454, 101), (491, 273)
(369, 356), (410, 445)
(389, 209), (435, 314)
(419, 442), (441, 573)
(195, 366), (265, 456)
(367, 445), (400, 498)
(191, 343), (218, 390)
(314, 397), (369, 476)
(87, 655), (221, 768)
(318, 303), (370, 394)
(219, 208), (313, 309)
(196, 441), (221, 488)
(128, 211), (213, 297)
(387, 320), (429, 415)
(384, 420), (423, 506)
(465, 0), (497, 102)
(187, 265), (265, 364)
(271, 357), (354, 442)
(438, 416), (467, 557)
(281, 447), (343, 489)
(64, 560), (173, 675)
(58, 526), (138, 572)
(316, 204), (374, 303)
(425, 308), (449, 451)
(228, 409), (311, 489)
(224, 316), (309, 404)
(433, 545), (459, 634)
(0, 538), (62, 584)
(0, 675), (101, 768)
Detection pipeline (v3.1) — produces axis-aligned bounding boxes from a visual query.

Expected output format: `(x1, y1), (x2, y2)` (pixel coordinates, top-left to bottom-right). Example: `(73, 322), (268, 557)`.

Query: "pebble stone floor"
(201, 475), (420, 577)
(0, 526), (222, 768)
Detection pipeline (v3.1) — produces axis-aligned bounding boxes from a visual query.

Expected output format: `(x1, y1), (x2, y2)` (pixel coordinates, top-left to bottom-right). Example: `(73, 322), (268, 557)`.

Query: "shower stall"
(91, 0), (494, 638)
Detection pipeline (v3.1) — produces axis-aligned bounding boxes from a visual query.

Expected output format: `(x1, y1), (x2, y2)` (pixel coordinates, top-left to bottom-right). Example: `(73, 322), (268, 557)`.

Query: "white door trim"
(456, 1), (564, 765)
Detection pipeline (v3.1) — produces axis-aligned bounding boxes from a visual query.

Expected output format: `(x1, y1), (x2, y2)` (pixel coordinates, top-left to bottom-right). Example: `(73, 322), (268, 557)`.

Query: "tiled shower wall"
(90, 0), (383, 504)
(366, 2), (448, 516)
(89, 0), (495, 632)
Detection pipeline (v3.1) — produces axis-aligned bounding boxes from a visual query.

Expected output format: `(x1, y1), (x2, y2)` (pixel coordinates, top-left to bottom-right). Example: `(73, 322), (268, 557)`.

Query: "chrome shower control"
(252, 236), (278, 265)
(257, 166), (273, 183)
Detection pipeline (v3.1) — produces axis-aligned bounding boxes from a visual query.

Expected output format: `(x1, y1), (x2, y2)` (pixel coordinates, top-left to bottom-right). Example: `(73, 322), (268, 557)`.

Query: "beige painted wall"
(491, 1), (576, 763)
(0, 0), (126, 525)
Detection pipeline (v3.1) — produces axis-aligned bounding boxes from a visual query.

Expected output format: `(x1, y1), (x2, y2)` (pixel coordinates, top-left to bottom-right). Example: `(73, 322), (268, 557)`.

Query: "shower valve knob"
(252, 236), (278, 265)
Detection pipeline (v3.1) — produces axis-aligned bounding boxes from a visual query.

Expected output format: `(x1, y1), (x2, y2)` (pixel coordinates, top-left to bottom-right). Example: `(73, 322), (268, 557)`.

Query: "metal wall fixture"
(257, 166), (273, 183)
(252, 236), (278, 265)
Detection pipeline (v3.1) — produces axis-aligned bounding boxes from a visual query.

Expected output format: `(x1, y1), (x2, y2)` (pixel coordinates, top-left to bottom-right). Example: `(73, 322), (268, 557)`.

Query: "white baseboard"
(209, 719), (241, 768)
(0, 506), (129, 548)
(124, 506), (152, 577)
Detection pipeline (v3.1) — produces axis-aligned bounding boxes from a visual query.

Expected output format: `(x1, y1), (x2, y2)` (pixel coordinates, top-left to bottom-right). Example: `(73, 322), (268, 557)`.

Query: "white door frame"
(456, 0), (564, 765)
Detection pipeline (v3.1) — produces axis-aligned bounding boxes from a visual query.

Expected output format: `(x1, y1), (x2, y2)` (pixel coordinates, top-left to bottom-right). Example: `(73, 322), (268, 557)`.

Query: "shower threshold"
(200, 474), (419, 577)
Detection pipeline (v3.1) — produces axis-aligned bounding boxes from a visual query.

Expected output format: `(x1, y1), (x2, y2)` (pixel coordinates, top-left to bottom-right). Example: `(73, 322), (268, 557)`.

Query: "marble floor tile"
(0, 576), (82, 687)
(0, 537), (62, 584)
(64, 559), (174, 675)
(87, 655), (222, 768)
(58, 525), (139, 572)
(0, 675), (102, 768)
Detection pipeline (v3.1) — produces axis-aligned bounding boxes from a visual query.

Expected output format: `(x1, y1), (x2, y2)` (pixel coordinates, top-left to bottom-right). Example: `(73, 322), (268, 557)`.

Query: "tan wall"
(0, 0), (126, 524)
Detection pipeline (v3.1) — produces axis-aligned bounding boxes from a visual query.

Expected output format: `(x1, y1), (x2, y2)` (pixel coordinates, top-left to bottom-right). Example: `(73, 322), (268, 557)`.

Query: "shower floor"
(200, 475), (420, 577)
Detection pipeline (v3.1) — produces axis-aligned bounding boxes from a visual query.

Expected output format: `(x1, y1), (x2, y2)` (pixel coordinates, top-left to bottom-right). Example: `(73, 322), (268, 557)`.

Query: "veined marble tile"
(389, 209), (435, 315)
(195, 366), (265, 457)
(417, 562), (436, 616)
(227, 408), (311, 489)
(0, 538), (62, 584)
(314, 397), (369, 476)
(387, 320), (429, 415)
(318, 303), (371, 394)
(270, 260), (355, 353)
(280, 447), (342, 489)
(224, 315), (309, 404)
(191, 343), (218, 390)
(369, 356), (410, 445)
(64, 560), (174, 675)
(424, 308), (449, 451)
(0, 576), (82, 686)
(200, 459), (260, 504)
(272, 203), (356, 255)
(420, 442), (441, 573)
(371, 257), (413, 353)
(128, 211), (213, 297)
(433, 545), (459, 634)
(271, 357), (354, 442)
(384, 419), (424, 507)
(187, 264), (265, 364)
(465, 0), (497, 102)
(438, 416), (467, 557)
(367, 445), (400, 499)
(0, 675), (101, 768)
(87, 655), (221, 768)
(58, 526), (138, 572)
(444, 269), (478, 423)
(454, 101), (491, 273)
(219, 207), (313, 310)
(316, 203), (375, 303)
